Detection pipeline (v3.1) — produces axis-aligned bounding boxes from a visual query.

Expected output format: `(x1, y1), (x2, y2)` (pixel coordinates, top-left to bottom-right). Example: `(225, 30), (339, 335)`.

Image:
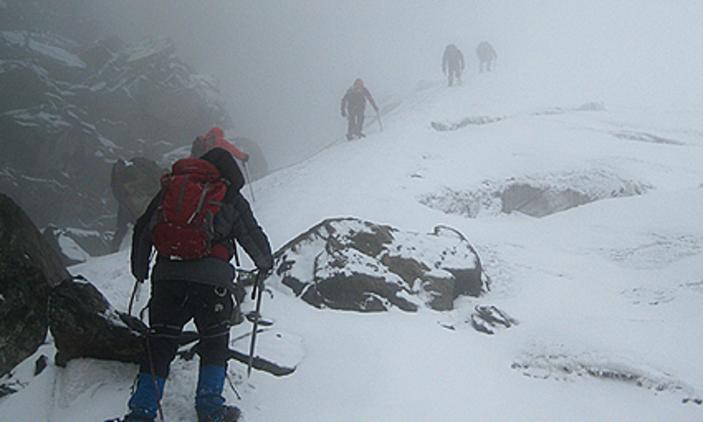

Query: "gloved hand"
(341, 110), (346, 118)
(241, 153), (250, 163)
(257, 265), (273, 279)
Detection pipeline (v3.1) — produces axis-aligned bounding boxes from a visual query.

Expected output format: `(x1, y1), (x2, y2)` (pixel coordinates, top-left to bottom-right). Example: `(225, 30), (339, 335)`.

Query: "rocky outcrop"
(0, 26), (231, 247)
(48, 278), (144, 366)
(0, 194), (70, 376)
(268, 218), (487, 312)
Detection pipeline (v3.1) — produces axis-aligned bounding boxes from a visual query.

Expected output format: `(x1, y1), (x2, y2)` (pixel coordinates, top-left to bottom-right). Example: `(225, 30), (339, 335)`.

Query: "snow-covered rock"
(48, 278), (143, 366)
(0, 194), (69, 376)
(268, 217), (487, 312)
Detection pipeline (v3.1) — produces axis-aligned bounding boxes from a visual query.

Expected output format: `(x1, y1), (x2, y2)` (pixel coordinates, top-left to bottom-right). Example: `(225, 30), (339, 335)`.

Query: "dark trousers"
(447, 67), (462, 86)
(347, 108), (365, 138)
(141, 279), (233, 378)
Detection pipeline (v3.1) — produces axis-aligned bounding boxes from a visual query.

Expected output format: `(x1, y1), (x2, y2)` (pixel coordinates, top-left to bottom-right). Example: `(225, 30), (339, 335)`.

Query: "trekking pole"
(247, 271), (265, 377)
(127, 278), (143, 316)
(376, 110), (384, 132)
(242, 162), (256, 202)
(226, 372), (242, 400)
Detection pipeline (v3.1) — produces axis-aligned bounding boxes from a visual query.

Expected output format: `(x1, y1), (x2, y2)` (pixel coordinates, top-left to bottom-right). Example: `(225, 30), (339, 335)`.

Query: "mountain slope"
(2, 69), (703, 421)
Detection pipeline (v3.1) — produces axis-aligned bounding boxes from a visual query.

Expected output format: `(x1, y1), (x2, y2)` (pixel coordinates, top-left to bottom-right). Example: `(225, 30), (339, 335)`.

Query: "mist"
(88, 1), (703, 168)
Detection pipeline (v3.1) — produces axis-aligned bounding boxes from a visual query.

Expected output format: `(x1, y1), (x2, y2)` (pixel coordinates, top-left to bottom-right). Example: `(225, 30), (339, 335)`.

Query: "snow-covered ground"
(2, 67), (703, 421)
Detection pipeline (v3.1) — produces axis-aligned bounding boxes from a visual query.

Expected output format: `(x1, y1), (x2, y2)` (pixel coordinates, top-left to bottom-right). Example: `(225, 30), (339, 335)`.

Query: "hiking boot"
(198, 405), (241, 422)
(122, 411), (155, 422)
(346, 133), (353, 141)
(126, 373), (164, 422)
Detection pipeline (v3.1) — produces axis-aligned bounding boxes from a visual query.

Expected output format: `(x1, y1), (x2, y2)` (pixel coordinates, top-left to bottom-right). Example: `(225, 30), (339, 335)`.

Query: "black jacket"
(131, 148), (273, 289)
(442, 44), (465, 72)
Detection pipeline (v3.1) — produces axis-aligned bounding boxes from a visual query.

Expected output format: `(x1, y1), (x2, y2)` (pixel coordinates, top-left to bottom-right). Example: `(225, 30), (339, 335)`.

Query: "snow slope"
(2, 68), (703, 421)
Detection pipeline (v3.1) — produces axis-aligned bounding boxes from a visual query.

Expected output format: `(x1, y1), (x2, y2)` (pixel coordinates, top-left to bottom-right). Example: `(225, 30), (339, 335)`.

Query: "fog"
(93, 0), (703, 169)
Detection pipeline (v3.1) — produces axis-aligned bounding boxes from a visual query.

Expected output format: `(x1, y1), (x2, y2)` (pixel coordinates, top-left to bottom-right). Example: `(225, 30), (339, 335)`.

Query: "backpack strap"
(187, 182), (210, 224)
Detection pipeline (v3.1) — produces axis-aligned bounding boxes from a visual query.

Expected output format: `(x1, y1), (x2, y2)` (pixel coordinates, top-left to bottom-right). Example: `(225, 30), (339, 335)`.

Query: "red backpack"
(152, 158), (228, 260)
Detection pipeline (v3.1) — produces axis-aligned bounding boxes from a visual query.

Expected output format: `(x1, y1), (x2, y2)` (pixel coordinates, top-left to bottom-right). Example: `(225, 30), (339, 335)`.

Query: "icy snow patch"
(611, 130), (685, 146)
(512, 351), (702, 402)
(419, 169), (650, 218)
(430, 102), (605, 132)
(532, 101), (606, 116)
(620, 280), (703, 307)
(231, 330), (305, 373)
(27, 39), (85, 68)
(605, 233), (703, 269)
(0, 31), (85, 68)
(430, 115), (506, 131)
(58, 235), (90, 263)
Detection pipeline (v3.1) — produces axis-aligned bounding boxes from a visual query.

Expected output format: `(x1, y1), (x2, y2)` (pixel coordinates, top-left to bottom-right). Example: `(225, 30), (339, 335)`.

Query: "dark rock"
(48, 278), (143, 365)
(268, 218), (487, 312)
(0, 383), (19, 399)
(0, 193), (69, 376)
(110, 157), (164, 220)
(34, 354), (48, 376)
(469, 305), (518, 335)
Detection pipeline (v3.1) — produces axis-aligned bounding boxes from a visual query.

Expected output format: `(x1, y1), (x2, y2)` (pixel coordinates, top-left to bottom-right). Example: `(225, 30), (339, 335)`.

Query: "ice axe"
(247, 270), (266, 377)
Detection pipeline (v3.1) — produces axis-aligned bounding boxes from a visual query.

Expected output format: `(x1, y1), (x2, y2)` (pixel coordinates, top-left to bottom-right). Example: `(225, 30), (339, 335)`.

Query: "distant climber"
(341, 78), (379, 141)
(191, 127), (249, 163)
(110, 158), (162, 252)
(121, 147), (273, 422)
(230, 136), (269, 181)
(476, 41), (497, 73)
(442, 44), (465, 87)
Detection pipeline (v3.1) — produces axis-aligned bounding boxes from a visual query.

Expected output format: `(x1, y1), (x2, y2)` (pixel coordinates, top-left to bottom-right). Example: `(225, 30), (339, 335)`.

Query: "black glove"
(257, 265), (273, 279)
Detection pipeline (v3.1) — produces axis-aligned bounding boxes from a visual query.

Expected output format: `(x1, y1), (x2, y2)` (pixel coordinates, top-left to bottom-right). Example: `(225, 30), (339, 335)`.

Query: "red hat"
(207, 127), (224, 139)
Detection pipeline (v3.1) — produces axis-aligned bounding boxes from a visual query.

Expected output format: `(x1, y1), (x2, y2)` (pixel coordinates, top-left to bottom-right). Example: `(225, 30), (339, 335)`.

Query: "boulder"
(268, 217), (487, 312)
(48, 278), (143, 366)
(0, 193), (70, 376)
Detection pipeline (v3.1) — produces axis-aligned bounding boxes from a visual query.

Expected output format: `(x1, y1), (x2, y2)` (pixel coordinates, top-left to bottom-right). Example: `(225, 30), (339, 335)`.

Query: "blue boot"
(126, 372), (166, 421)
(196, 365), (237, 422)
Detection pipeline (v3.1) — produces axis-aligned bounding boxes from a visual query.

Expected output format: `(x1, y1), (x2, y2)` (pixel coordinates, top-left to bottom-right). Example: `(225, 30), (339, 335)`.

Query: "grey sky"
(96, 1), (703, 168)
